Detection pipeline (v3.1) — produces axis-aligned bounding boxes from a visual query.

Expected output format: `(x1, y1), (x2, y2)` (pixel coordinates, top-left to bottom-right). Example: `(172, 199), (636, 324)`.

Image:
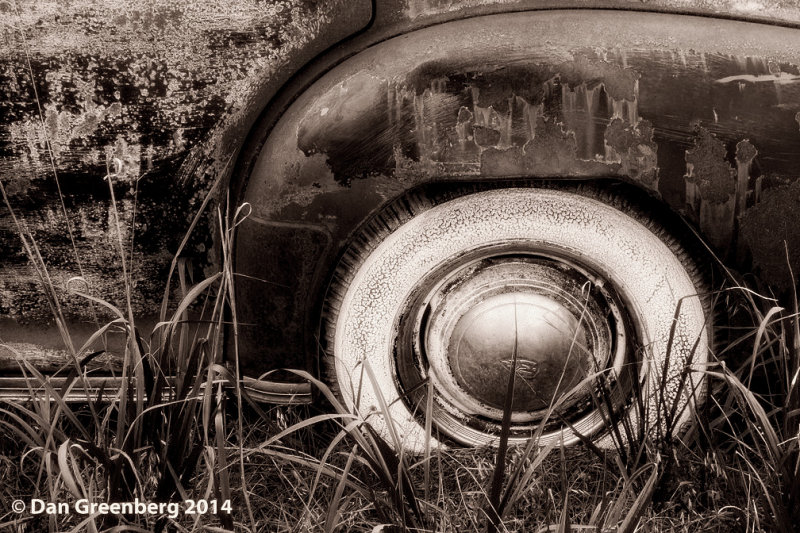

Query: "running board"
(0, 376), (313, 405)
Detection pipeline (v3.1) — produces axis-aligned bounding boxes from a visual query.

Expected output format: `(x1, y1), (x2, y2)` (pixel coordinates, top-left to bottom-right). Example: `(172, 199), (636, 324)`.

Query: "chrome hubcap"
(447, 292), (592, 412)
(395, 249), (629, 442)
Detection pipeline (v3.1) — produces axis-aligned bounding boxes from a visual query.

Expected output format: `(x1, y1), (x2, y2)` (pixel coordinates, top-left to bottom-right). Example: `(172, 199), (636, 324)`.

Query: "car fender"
(235, 9), (800, 376)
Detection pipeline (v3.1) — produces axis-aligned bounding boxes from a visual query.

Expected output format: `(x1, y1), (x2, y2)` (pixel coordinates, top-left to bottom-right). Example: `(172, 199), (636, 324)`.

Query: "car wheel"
(323, 187), (709, 453)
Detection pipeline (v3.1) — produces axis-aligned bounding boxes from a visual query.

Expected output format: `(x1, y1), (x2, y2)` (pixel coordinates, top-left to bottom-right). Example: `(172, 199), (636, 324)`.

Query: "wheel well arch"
(232, 9), (800, 377)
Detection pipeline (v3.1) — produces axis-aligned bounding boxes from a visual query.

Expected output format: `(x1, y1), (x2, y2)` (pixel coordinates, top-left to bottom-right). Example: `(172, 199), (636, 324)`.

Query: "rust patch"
(683, 133), (761, 255)
(735, 139), (758, 216)
(473, 125), (502, 148)
(740, 180), (800, 291)
(604, 118), (658, 191)
(480, 116), (611, 177)
(684, 127), (738, 252)
(294, 55), (644, 184)
(735, 139), (758, 166)
(262, 151), (338, 218)
(685, 127), (736, 205)
(0, 0), (348, 324)
(558, 55), (639, 102)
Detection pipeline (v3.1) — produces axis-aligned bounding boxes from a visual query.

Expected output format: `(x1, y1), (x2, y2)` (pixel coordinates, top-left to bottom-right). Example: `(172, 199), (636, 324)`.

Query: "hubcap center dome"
(449, 293), (591, 411)
(420, 254), (617, 423)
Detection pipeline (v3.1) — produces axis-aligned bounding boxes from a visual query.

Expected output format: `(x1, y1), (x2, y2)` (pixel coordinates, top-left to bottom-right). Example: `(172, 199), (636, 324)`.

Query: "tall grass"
(701, 257), (800, 533)
(241, 261), (799, 532)
(1, 167), (799, 532)
(0, 163), (246, 531)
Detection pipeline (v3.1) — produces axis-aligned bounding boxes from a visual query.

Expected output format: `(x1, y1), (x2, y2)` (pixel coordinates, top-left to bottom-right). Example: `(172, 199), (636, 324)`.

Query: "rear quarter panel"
(238, 9), (800, 374)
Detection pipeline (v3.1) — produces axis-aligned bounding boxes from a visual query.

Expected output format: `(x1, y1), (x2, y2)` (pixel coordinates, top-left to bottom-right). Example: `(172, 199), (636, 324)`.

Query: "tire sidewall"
(330, 188), (708, 453)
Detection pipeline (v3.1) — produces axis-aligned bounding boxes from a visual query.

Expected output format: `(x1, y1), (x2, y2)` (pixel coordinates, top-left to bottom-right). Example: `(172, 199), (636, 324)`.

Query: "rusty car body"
(2, 0), (800, 445)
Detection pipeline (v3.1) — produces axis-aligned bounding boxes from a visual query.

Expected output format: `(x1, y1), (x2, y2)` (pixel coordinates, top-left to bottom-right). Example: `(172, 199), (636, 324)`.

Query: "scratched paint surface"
(255, 40), (800, 248)
(398, 0), (800, 23)
(0, 0), (349, 326)
(245, 10), (800, 359)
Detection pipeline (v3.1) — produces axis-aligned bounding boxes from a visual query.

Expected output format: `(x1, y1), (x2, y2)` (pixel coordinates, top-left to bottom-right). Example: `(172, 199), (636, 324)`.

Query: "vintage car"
(2, 0), (800, 451)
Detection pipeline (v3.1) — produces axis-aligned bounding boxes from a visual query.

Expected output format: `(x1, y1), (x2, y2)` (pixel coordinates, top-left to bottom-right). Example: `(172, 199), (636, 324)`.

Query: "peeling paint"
(293, 55), (646, 187)
(257, 11), (800, 282)
(558, 55), (639, 102)
(0, 0), (358, 325)
(684, 127), (736, 251)
(685, 127), (736, 205)
(236, 8), (800, 375)
(481, 116), (611, 177)
(604, 118), (659, 191)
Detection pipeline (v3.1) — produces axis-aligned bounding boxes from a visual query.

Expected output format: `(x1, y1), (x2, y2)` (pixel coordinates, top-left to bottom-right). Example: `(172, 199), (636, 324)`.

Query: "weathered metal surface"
(388, 0), (800, 25)
(4, 1), (800, 379)
(250, 11), (800, 219)
(0, 0), (371, 341)
(239, 10), (800, 373)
